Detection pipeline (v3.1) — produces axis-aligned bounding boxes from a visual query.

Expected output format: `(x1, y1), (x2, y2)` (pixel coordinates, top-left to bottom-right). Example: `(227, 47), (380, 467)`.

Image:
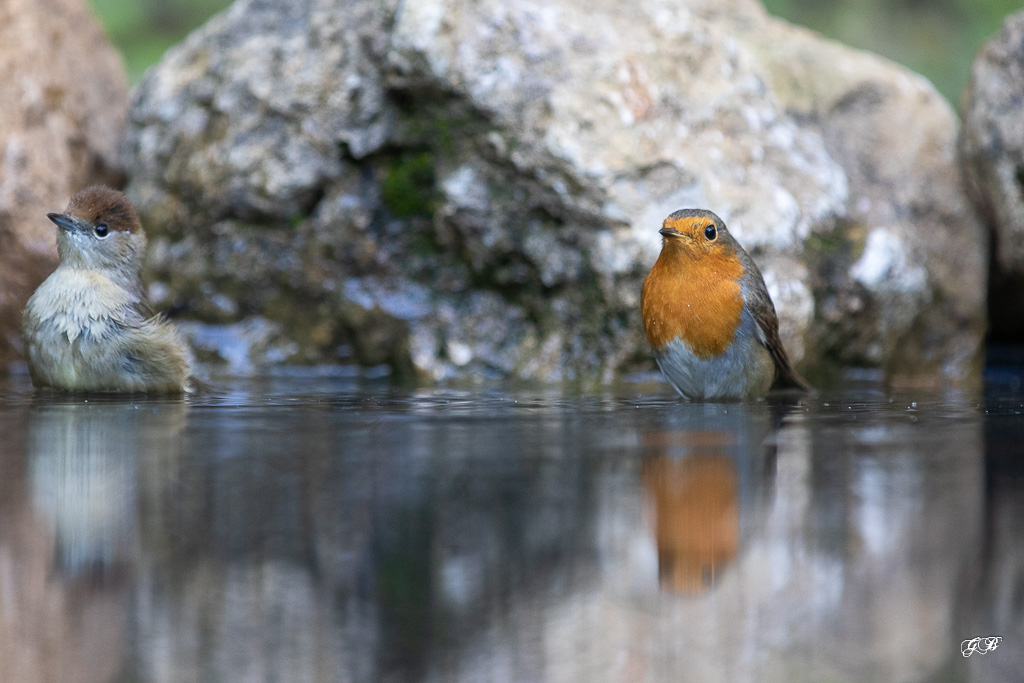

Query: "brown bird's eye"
(704, 224), (717, 241)
(94, 223), (109, 238)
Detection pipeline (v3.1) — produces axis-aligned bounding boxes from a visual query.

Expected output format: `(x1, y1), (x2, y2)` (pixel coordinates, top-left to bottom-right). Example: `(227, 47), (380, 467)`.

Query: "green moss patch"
(381, 152), (437, 218)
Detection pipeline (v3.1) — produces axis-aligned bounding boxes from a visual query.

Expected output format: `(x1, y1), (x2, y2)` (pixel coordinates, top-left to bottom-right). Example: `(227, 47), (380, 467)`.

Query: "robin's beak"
(659, 226), (683, 239)
(47, 213), (88, 234)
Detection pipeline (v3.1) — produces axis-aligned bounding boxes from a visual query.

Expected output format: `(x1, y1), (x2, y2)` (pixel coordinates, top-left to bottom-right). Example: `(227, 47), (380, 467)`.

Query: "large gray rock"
(0, 0), (128, 372)
(961, 11), (1024, 341)
(126, 0), (986, 384)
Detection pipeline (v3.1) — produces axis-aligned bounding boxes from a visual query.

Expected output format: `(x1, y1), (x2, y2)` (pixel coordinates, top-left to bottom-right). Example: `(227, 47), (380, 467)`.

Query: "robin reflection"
(642, 433), (740, 595)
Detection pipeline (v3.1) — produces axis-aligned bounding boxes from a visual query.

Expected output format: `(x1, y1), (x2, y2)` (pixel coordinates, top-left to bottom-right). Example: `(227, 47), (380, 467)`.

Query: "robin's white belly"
(653, 311), (774, 401)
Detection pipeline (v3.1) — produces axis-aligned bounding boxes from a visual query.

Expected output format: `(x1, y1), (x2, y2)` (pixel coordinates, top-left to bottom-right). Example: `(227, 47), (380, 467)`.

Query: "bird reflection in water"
(641, 405), (777, 595)
(0, 399), (187, 682)
(643, 447), (739, 594)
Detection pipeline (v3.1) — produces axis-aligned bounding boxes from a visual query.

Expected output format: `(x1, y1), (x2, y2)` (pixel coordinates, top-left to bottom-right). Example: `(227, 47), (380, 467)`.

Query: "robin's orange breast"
(641, 247), (745, 359)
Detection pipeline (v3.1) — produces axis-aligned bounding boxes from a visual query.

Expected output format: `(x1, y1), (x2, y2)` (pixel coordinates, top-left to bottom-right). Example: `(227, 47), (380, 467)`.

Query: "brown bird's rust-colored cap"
(60, 185), (143, 234)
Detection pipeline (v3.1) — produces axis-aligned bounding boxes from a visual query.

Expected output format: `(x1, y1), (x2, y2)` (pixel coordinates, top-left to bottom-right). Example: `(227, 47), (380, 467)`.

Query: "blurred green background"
(89, 0), (1024, 103)
(763, 0), (1024, 103)
(87, 0), (232, 82)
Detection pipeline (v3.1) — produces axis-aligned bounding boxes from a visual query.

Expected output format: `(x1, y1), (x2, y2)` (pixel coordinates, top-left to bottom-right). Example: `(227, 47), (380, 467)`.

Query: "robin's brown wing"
(751, 295), (813, 392)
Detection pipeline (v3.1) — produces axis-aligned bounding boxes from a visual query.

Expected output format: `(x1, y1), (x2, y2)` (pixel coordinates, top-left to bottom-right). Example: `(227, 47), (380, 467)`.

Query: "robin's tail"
(767, 340), (813, 393)
(775, 368), (812, 392)
(773, 358), (813, 393)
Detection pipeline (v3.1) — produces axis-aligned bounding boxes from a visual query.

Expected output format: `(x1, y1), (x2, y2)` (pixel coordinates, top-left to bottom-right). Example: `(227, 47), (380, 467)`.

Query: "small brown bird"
(21, 186), (191, 393)
(641, 209), (810, 401)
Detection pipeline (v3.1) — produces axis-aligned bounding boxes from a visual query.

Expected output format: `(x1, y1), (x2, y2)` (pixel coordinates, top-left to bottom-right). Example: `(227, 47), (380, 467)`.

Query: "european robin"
(641, 209), (811, 401)
(21, 186), (192, 393)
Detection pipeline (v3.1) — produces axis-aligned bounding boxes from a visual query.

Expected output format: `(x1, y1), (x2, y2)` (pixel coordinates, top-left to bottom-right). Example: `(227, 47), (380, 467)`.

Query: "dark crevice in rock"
(986, 232), (1024, 343)
(299, 182), (328, 219)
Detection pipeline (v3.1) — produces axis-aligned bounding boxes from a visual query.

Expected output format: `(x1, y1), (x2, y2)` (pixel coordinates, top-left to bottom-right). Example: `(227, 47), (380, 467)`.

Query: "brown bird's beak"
(47, 212), (88, 234)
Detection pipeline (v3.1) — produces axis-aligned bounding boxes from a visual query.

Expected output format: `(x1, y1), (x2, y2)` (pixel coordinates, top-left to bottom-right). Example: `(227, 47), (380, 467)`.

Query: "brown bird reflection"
(643, 432), (740, 595)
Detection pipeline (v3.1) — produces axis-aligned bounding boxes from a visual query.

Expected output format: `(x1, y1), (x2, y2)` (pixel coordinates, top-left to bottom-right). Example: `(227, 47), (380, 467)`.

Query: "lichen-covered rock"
(961, 11), (1024, 342)
(126, 0), (986, 384)
(0, 0), (128, 372)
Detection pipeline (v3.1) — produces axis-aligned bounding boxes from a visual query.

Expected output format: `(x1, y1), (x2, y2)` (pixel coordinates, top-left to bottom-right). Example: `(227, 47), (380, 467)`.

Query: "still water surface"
(0, 372), (1021, 682)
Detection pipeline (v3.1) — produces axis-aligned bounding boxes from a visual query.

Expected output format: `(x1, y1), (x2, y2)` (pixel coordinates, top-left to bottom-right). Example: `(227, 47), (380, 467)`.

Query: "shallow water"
(0, 372), (1020, 682)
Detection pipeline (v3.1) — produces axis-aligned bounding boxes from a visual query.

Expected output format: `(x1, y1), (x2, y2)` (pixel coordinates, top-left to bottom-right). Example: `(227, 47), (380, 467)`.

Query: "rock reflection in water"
(966, 403), (1024, 682)
(0, 387), (1003, 682)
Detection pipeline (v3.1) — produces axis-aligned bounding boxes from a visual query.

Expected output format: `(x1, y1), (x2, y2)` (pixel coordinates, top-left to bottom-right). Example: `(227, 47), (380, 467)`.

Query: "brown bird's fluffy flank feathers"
(66, 186), (143, 234)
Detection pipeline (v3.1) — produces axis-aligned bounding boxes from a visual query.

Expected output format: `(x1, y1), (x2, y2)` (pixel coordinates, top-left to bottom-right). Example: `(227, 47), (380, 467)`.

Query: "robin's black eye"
(94, 223), (109, 238)
(704, 224), (717, 241)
